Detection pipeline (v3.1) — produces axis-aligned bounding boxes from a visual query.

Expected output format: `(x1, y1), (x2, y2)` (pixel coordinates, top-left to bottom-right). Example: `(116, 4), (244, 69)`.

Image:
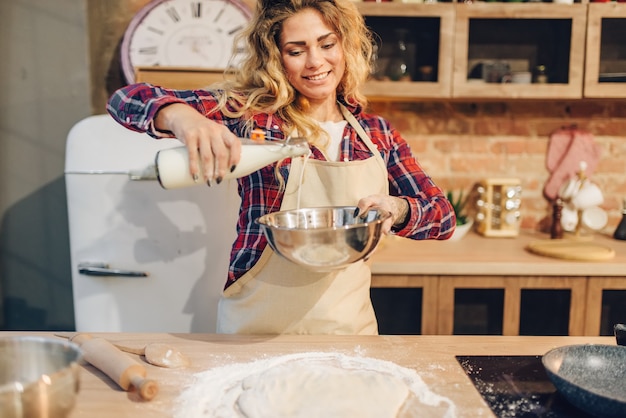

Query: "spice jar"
(370, 43), (385, 81)
(385, 29), (412, 82)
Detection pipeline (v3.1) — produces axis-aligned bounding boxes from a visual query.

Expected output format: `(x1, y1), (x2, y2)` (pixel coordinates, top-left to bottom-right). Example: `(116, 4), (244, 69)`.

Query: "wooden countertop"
(2, 332), (615, 418)
(370, 230), (626, 276)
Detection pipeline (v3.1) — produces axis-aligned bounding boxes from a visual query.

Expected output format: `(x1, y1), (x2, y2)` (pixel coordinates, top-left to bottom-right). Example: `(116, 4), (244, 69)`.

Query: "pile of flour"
(174, 352), (456, 418)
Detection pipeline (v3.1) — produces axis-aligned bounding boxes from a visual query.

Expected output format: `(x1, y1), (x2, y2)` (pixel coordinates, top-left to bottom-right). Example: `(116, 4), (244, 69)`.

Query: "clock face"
(121, 0), (252, 83)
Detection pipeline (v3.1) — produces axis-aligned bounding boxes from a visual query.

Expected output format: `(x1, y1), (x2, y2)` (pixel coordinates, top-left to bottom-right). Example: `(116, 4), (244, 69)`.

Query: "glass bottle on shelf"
(370, 43), (385, 81)
(613, 198), (626, 240)
(385, 29), (412, 82)
(534, 65), (548, 84)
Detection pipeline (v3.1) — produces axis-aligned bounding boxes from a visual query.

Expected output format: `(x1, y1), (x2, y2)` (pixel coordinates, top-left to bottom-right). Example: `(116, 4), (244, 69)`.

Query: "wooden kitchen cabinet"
(370, 272), (590, 337)
(452, 3), (587, 99)
(436, 275), (587, 336)
(358, 3), (588, 100)
(370, 274), (439, 335)
(357, 3), (455, 99)
(369, 231), (626, 337)
(130, 3), (626, 101)
(584, 3), (626, 98)
(584, 276), (626, 335)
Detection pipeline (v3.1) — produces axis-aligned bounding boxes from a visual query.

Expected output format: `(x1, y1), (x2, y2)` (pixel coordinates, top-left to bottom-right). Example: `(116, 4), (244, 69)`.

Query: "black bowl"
(542, 344), (626, 418)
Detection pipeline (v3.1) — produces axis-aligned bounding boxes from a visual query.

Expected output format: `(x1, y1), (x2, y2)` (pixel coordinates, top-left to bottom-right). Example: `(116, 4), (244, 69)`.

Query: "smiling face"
(279, 8), (346, 108)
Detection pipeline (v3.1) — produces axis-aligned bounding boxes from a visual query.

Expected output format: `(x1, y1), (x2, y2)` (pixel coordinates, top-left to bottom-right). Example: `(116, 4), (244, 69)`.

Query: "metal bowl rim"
(0, 335), (84, 369)
(0, 335), (82, 351)
(255, 206), (391, 231)
(0, 335), (83, 393)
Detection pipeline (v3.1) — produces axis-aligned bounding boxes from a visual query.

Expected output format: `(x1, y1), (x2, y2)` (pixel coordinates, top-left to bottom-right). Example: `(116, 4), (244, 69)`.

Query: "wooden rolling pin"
(71, 333), (159, 400)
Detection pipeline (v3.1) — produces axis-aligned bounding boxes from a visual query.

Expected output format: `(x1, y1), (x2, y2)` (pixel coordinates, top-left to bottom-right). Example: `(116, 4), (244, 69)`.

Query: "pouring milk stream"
(155, 136), (310, 189)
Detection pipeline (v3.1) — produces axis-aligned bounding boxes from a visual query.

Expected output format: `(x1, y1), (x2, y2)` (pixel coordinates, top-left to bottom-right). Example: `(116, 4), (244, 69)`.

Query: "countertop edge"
(369, 231), (626, 277)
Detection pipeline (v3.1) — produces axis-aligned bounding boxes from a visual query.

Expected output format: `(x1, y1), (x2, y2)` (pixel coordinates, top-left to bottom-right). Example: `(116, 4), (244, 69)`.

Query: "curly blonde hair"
(213, 0), (373, 148)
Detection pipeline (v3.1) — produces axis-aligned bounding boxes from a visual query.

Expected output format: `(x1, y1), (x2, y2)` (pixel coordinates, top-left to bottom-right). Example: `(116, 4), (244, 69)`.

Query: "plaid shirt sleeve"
(106, 83), (241, 137)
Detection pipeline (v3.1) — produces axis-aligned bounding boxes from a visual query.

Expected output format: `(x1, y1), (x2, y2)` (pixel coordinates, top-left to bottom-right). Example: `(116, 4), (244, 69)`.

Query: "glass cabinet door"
(453, 4), (587, 99)
(584, 3), (626, 98)
(358, 3), (454, 100)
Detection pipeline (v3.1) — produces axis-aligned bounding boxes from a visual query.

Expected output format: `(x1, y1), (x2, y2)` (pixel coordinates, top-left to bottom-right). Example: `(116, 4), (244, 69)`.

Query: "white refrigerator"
(65, 115), (239, 332)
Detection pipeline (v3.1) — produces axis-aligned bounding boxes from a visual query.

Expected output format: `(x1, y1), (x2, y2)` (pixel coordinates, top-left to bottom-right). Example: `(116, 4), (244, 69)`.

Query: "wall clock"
(120, 0), (252, 84)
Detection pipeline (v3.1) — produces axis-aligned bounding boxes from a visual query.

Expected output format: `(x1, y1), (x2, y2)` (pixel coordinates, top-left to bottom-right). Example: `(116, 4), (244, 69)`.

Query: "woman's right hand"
(155, 103), (241, 185)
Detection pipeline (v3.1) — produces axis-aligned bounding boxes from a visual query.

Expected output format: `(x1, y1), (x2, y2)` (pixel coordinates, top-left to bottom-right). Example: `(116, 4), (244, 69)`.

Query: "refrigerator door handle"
(78, 262), (149, 277)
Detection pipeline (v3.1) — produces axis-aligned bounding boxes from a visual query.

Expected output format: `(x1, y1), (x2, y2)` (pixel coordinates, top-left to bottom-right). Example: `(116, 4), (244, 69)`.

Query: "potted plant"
(446, 190), (473, 240)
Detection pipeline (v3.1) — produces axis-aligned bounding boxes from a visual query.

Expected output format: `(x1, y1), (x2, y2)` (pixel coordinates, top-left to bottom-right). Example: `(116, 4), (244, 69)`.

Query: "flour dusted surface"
(174, 352), (456, 418)
(237, 361), (407, 417)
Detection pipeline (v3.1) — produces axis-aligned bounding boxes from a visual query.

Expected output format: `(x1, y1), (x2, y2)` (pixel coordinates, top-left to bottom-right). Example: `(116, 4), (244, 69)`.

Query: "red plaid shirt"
(107, 84), (455, 289)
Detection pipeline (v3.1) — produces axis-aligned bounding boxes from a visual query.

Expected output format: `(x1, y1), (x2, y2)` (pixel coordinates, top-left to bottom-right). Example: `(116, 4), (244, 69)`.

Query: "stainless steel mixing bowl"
(0, 336), (83, 418)
(256, 206), (391, 270)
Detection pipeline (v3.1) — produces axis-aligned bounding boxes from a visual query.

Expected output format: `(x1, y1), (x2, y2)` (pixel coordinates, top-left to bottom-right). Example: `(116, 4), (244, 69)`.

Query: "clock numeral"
(166, 7), (181, 23)
(147, 26), (164, 36)
(227, 25), (244, 36)
(214, 7), (225, 23)
(191, 2), (201, 18)
(138, 46), (159, 55)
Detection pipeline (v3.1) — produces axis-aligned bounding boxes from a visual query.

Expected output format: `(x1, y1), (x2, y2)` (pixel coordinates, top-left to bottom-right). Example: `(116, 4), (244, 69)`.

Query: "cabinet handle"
(78, 262), (148, 277)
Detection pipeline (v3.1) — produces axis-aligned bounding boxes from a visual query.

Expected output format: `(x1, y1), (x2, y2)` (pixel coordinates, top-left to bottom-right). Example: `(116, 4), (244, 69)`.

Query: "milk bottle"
(155, 137), (309, 189)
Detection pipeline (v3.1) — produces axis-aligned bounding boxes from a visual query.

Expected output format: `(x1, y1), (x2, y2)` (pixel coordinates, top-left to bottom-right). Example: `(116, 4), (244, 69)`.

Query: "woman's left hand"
(355, 195), (409, 234)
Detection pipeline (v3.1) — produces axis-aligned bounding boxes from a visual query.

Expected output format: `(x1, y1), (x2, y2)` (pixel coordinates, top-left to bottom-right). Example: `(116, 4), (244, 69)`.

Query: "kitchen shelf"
(584, 3), (626, 98)
(126, 3), (625, 101)
(134, 67), (235, 89)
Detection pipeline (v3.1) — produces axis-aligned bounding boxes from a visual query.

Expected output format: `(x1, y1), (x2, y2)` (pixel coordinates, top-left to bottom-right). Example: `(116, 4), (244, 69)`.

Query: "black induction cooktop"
(456, 355), (592, 418)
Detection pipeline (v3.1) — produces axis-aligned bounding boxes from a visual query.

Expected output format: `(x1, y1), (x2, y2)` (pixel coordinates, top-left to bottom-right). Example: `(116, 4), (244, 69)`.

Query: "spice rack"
(475, 178), (522, 238)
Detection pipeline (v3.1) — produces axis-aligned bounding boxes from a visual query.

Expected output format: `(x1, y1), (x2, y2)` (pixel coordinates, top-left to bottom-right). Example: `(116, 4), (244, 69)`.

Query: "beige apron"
(217, 105), (389, 334)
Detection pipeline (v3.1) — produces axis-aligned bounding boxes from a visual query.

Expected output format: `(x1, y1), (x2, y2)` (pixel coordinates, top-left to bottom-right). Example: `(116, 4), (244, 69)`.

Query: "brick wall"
(369, 100), (626, 233)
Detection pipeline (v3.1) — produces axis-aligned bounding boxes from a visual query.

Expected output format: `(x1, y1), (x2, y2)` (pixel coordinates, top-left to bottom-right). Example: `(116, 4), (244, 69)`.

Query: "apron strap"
(339, 104), (378, 156)
(339, 103), (388, 180)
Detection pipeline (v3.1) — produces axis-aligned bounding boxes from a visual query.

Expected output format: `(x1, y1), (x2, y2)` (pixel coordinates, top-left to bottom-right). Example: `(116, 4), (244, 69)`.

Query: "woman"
(107, 0), (455, 335)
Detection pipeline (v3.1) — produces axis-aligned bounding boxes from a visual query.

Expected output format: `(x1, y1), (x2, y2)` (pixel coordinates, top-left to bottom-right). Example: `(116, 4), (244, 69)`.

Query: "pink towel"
(543, 127), (601, 201)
